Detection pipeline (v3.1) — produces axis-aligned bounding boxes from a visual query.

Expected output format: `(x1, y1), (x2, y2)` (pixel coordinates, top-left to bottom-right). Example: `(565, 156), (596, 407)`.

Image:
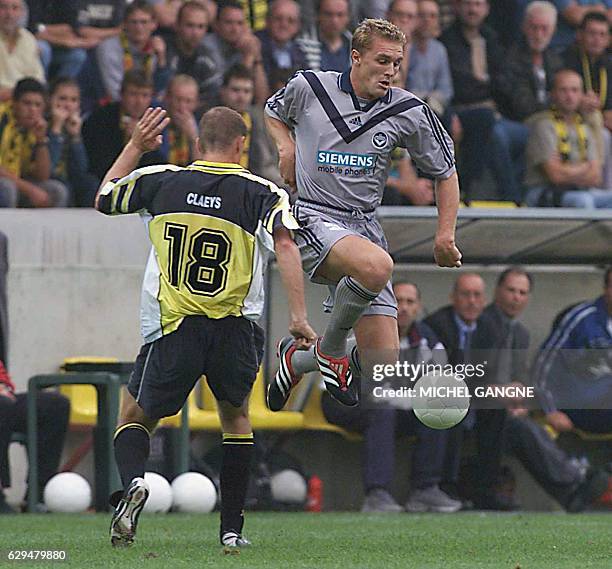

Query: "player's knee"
(355, 251), (393, 292)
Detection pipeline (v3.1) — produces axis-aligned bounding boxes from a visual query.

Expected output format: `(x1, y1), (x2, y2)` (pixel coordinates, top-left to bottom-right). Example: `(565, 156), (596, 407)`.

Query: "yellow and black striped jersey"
(97, 160), (298, 343)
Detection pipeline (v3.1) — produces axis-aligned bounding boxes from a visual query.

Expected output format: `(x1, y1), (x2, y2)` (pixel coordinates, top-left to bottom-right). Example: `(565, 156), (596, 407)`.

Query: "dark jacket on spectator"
(496, 39), (563, 122)
(440, 21), (506, 107)
(166, 36), (223, 110)
(424, 305), (495, 366)
(256, 29), (308, 79)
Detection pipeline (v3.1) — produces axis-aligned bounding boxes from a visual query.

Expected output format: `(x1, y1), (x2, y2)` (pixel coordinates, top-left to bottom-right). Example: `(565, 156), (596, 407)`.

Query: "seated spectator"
(218, 64), (281, 181)
(0, 359), (70, 513)
(425, 273), (512, 510)
(145, 0), (219, 35)
(533, 267), (612, 434)
(27, 0), (94, 81)
(297, 0), (352, 72)
(549, 0), (611, 52)
(322, 282), (461, 513)
(387, 0), (419, 87)
(499, 1), (563, 123)
(0, 0), (45, 102)
(203, 2), (269, 104)
(408, 0), (453, 120)
(83, 70), (164, 180)
(482, 267), (610, 512)
(562, 12), (611, 187)
(96, 0), (170, 102)
(74, 0), (127, 113)
(144, 0), (218, 39)
(48, 78), (99, 207)
(0, 78), (69, 208)
(161, 74), (200, 166)
(256, 0), (307, 81)
(166, 1), (223, 111)
(524, 69), (611, 207)
(441, 0), (528, 203)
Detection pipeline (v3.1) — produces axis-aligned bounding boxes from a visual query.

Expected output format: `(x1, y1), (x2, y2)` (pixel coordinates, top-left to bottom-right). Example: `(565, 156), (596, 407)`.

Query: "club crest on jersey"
(372, 132), (388, 149)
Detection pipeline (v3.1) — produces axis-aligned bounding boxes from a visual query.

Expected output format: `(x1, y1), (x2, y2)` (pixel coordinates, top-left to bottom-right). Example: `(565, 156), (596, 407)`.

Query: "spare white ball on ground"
(270, 469), (307, 503)
(43, 472), (91, 513)
(171, 472), (217, 513)
(143, 471), (172, 513)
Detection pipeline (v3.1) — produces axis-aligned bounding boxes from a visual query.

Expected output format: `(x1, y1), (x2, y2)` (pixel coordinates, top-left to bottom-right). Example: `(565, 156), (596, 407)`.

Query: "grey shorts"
(293, 200), (397, 318)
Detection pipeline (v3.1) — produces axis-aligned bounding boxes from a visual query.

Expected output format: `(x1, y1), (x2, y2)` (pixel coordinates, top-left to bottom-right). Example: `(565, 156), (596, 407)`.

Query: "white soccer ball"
(43, 472), (91, 513)
(270, 469), (307, 503)
(143, 472), (173, 513)
(412, 372), (470, 430)
(171, 472), (217, 513)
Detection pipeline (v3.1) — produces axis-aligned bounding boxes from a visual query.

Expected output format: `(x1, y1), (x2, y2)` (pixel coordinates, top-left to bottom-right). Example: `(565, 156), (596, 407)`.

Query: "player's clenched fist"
(434, 238), (462, 268)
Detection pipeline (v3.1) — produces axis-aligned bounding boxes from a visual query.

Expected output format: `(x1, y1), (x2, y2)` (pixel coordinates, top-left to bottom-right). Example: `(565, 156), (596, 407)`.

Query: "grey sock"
(320, 276), (378, 357)
(291, 346), (317, 375)
(291, 337), (360, 376)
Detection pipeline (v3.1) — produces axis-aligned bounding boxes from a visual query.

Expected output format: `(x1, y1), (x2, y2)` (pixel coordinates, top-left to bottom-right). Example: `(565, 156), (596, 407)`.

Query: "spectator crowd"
(0, 0), (609, 208)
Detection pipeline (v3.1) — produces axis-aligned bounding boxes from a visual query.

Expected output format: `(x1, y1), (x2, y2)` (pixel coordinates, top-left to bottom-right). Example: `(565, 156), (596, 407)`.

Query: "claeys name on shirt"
(186, 194), (222, 209)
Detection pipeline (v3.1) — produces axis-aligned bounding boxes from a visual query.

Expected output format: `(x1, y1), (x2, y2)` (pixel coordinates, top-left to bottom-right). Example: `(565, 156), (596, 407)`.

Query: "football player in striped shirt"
(96, 106), (315, 552)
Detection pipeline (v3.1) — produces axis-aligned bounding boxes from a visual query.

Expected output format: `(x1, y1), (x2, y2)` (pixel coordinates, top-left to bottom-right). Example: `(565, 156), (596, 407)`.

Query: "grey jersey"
(265, 70), (455, 211)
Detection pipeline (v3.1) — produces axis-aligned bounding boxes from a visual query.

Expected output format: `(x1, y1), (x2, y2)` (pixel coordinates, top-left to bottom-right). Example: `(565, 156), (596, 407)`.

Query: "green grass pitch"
(2, 512), (611, 568)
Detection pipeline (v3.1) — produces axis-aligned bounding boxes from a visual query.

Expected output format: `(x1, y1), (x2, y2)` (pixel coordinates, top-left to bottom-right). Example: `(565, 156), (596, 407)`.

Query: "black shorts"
(127, 315), (265, 419)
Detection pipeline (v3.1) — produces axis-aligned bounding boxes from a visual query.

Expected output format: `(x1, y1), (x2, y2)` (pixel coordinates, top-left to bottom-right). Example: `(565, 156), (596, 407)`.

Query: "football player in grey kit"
(265, 18), (462, 411)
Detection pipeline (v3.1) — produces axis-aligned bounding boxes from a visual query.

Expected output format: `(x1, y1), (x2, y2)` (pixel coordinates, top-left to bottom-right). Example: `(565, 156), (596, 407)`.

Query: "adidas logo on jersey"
(349, 117), (362, 126)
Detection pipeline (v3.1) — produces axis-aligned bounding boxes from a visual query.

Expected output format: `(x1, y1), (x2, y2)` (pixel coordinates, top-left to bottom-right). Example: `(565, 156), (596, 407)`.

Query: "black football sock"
(113, 423), (151, 490)
(220, 432), (254, 536)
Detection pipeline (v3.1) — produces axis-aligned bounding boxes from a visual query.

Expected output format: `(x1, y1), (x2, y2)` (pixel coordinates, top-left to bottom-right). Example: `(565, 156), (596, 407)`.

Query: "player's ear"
(351, 48), (361, 65)
(195, 136), (204, 155)
(235, 135), (246, 156)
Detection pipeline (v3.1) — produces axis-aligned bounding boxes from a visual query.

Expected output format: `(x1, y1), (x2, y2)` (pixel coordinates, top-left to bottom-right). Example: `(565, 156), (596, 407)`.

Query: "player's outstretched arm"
(433, 172), (462, 268)
(273, 226), (317, 349)
(95, 107), (170, 208)
(264, 114), (296, 191)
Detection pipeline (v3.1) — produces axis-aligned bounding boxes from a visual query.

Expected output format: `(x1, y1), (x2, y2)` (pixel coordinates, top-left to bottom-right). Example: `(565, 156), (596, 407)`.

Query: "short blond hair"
(198, 106), (247, 151)
(351, 18), (407, 53)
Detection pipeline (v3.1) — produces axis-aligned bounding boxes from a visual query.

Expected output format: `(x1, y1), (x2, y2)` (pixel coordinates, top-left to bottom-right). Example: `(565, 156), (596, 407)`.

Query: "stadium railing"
(26, 372), (120, 512)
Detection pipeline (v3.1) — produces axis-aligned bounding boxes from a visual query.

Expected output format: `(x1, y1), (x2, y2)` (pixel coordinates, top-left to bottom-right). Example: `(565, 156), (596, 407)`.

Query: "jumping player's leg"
(217, 398), (254, 553)
(313, 236), (392, 404)
(268, 235), (392, 410)
(353, 314), (400, 370)
(316, 235), (394, 358)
